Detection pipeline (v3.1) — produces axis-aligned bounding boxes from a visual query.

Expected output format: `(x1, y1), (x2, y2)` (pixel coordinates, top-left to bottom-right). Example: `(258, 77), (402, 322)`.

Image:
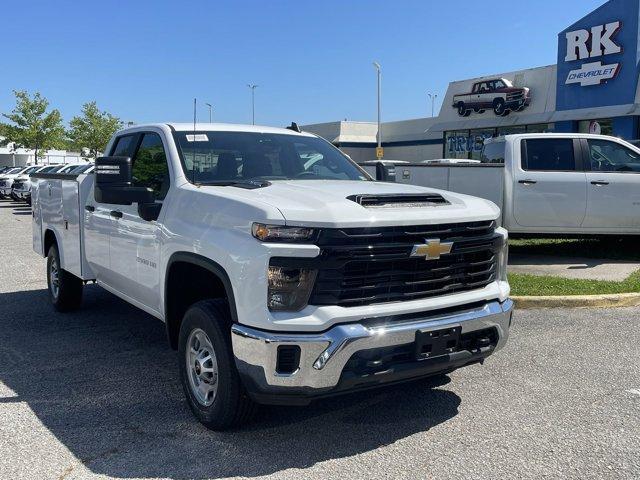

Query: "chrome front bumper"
(231, 299), (513, 404)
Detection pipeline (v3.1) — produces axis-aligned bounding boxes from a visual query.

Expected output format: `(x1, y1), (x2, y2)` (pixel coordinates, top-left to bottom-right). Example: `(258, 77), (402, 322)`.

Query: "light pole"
(205, 103), (213, 123)
(428, 93), (438, 117)
(373, 62), (382, 154)
(247, 84), (258, 125)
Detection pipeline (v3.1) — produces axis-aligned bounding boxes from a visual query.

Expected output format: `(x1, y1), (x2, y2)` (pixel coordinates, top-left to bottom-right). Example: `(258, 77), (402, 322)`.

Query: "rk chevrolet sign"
(565, 61), (620, 86)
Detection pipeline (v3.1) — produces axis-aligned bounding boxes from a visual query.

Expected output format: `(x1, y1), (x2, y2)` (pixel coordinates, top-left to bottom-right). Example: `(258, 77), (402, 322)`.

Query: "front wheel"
(493, 99), (507, 116)
(178, 299), (257, 430)
(47, 244), (83, 312)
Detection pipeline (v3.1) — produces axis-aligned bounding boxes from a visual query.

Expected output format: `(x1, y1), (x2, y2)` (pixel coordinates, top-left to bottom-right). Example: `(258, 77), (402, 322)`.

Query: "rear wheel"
(178, 299), (257, 430)
(47, 244), (83, 312)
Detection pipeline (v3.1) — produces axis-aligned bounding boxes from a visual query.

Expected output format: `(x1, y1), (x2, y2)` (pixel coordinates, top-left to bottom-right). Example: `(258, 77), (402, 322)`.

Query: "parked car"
(453, 78), (531, 117)
(31, 123), (512, 429)
(0, 166), (31, 198)
(382, 133), (640, 235)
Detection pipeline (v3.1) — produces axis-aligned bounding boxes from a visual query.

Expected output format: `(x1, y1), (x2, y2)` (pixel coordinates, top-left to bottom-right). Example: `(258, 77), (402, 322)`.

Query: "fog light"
(268, 266), (317, 311)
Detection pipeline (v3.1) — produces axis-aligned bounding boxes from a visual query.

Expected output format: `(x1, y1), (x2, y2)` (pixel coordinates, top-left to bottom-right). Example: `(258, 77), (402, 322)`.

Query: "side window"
(111, 135), (137, 157)
(523, 139), (576, 171)
(132, 133), (170, 200)
(481, 141), (505, 164)
(587, 140), (640, 173)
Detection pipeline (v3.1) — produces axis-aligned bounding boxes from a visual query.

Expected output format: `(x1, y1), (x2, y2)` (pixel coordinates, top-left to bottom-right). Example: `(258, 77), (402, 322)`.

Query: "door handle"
(518, 180), (537, 185)
(110, 210), (123, 219)
(85, 205), (95, 212)
(590, 180), (609, 186)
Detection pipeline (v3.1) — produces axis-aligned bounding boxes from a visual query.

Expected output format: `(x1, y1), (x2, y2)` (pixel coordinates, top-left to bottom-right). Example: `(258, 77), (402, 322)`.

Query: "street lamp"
(247, 84), (258, 125)
(205, 103), (213, 123)
(428, 93), (438, 117)
(372, 62), (382, 154)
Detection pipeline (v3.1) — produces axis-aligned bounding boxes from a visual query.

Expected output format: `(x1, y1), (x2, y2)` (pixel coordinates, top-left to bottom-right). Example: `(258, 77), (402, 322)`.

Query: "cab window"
(131, 133), (170, 200)
(587, 140), (640, 173)
(523, 138), (576, 171)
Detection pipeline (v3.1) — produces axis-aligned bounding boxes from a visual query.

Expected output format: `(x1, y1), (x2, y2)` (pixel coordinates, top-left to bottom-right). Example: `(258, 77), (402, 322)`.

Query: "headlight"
(267, 266), (317, 311)
(496, 228), (509, 282)
(252, 223), (315, 242)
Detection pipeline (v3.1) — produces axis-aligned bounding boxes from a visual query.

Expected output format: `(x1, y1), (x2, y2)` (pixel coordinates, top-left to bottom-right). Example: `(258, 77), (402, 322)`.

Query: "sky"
(1, 0), (606, 128)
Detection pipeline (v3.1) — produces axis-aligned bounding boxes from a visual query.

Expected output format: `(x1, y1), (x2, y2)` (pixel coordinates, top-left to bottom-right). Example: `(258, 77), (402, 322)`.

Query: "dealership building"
(304, 0), (640, 163)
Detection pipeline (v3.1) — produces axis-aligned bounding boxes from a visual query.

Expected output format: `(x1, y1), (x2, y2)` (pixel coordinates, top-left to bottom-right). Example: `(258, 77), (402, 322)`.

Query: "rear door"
(581, 138), (640, 229)
(512, 137), (587, 228)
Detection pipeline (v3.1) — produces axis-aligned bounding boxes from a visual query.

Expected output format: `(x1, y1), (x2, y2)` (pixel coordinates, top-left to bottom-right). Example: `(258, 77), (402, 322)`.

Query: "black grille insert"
(308, 220), (499, 307)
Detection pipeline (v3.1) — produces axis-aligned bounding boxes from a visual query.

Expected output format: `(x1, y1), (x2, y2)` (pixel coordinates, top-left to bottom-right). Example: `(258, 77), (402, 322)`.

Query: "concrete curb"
(512, 292), (640, 309)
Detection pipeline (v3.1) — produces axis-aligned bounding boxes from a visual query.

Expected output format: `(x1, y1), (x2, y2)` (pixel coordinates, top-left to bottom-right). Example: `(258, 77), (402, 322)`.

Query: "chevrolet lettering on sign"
(566, 61), (620, 86)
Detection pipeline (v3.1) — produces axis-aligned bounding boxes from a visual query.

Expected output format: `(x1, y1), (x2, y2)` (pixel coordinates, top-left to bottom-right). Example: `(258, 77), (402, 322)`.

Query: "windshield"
(23, 166), (40, 174)
(5, 167), (22, 175)
(173, 131), (370, 183)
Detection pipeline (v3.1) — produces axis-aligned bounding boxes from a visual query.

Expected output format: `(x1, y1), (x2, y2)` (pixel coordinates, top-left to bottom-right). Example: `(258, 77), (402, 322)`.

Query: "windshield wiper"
(197, 179), (272, 189)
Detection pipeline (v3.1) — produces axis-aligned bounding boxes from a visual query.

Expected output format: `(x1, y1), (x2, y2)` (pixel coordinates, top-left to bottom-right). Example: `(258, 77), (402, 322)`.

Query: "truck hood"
(204, 180), (499, 228)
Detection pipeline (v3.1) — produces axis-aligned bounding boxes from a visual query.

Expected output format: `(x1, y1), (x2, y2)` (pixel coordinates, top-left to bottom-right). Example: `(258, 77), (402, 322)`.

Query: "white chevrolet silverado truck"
(372, 133), (640, 235)
(31, 123), (512, 429)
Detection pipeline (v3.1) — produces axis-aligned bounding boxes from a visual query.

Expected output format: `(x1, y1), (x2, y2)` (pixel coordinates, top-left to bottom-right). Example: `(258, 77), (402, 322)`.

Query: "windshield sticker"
(186, 134), (209, 142)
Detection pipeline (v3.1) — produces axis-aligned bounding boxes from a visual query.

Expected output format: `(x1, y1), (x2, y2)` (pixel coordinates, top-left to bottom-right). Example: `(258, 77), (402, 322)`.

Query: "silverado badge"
(410, 239), (453, 260)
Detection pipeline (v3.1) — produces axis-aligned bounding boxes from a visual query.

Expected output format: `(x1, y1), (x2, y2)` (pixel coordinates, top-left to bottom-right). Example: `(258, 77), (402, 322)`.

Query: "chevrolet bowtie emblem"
(410, 239), (453, 260)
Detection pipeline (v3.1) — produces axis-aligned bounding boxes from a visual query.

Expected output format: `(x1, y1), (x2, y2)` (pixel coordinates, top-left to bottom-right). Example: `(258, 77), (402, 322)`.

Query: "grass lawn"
(509, 237), (640, 261)
(508, 270), (640, 296)
(509, 237), (640, 260)
(508, 237), (640, 295)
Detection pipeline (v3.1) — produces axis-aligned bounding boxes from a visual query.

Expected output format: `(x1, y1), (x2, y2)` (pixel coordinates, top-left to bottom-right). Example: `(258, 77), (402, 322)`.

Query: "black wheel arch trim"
(164, 251), (239, 332)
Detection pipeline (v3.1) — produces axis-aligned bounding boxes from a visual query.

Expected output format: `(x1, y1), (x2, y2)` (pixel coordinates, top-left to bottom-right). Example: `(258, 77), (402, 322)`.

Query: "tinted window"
(587, 140), (640, 173)
(132, 133), (170, 200)
(481, 141), (505, 164)
(111, 135), (137, 157)
(523, 139), (576, 171)
(174, 131), (368, 184)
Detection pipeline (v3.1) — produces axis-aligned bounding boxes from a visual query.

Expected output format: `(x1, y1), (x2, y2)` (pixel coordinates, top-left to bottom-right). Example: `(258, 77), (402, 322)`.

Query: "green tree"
(0, 90), (65, 164)
(67, 101), (123, 159)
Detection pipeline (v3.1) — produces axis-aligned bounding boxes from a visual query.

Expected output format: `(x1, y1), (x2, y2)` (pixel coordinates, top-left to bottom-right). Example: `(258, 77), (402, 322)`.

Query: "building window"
(445, 130), (472, 159)
(497, 125), (526, 136)
(469, 129), (496, 160)
(526, 123), (555, 133)
(578, 119), (612, 135)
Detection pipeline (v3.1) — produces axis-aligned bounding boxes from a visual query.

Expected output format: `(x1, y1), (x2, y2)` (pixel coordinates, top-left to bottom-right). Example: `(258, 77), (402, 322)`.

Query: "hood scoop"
(347, 193), (450, 208)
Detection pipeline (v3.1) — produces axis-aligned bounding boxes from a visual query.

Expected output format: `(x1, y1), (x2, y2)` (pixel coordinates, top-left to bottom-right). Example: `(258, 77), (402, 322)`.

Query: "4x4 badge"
(410, 239), (453, 260)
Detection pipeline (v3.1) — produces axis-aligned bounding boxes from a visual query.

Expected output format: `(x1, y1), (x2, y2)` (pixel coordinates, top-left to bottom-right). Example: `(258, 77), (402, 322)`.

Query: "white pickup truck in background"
(31, 122), (512, 429)
(366, 134), (640, 235)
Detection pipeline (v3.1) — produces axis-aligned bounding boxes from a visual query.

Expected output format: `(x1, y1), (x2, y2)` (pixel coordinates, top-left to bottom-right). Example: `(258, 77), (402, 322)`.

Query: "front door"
(108, 131), (171, 313)
(582, 138), (640, 229)
(513, 137), (587, 228)
(84, 133), (138, 284)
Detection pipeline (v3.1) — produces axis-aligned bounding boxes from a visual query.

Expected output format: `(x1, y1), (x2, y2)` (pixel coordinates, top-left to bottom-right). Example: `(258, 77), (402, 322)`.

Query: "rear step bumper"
(231, 299), (513, 405)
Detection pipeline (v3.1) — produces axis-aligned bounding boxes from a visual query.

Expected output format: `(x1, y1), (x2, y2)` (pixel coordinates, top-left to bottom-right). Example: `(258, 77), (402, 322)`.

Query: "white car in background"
(14, 164), (94, 204)
(0, 166), (31, 198)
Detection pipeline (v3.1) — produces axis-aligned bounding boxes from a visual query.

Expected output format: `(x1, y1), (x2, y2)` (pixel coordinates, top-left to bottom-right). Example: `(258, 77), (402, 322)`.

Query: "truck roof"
(116, 122), (317, 138)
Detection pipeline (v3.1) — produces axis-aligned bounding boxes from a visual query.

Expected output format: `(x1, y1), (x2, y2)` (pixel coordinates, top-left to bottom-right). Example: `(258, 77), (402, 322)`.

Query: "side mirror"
(94, 156), (154, 205)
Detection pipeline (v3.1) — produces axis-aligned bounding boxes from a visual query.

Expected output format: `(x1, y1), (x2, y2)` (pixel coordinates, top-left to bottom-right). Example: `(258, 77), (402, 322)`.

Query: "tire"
(47, 244), (83, 312)
(493, 98), (507, 116)
(457, 102), (470, 117)
(178, 299), (258, 430)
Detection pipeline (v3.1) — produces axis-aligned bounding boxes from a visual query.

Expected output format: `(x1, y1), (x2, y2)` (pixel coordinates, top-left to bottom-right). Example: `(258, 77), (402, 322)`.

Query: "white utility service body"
(368, 133), (640, 235)
(32, 123), (512, 429)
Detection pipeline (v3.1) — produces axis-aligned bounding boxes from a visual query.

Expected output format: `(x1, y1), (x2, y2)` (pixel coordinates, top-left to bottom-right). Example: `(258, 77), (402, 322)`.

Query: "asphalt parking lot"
(0, 199), (639, 480)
